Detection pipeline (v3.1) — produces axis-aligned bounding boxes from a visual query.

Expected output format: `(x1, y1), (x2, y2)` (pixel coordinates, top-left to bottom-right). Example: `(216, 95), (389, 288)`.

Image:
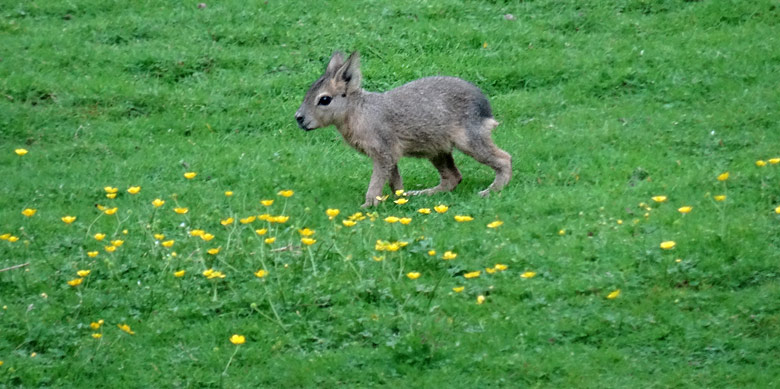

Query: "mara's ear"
(325, 51), (345, 75)
(334, 51), (362, 93)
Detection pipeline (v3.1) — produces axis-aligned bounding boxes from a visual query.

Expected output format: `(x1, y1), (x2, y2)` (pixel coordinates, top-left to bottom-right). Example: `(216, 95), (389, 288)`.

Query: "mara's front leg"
(362, 159), (394, 207)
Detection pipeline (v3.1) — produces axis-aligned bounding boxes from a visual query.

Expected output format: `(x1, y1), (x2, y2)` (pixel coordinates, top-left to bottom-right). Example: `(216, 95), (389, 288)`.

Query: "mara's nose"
(295, 115), (305, 125)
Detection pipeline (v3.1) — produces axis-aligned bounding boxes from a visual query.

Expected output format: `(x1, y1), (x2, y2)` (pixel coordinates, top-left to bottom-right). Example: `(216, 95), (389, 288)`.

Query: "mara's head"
(295, 51), (362, 131)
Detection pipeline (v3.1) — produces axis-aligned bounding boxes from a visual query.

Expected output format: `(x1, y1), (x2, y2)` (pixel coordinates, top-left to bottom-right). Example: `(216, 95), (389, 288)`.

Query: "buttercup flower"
(418, 208), (431, 215)
(254, 269), (268, 278)
(173, 207), (188, 214)
(298, 228), (315, 237)
(713, 195), (726, 202)
(326, 208), (340, 219)
(717, 172), (729, 181)
(264, 237), (276, 244)
(494, 264), (508, 271)
(15, 148), (28, 156)
(434, 204), (449, 213)
(384, 216), (400, 223)
(230, 334), (246, 345)
(61, 216), (76, 224)
(77, 270), (91, 277)
(756, 160), (767, 167)
(769, 158), (780, 164)
(152, 199), (165, 207)
(476, 295), (486, 304)
(372, 256), (384, 262)
(7, 236), (18, 242)
(184, 172), (197, 179)
(200, 233), (215, 241)
(394, 198), (408, 205)
(207, 247), (220, 255)
(487, 220), (503, 228)
(105, 245), (117, 253)
(558, 229), (566, 236)
(277, 190), (294, 198)
(272, 216), (289, 223)
(110, 239), (124, 247)
(660, 241), (676, 250)
(106, 193), (117, 199)
(678, 206), (693, 214)
(104, 207), (118, 215)
(442, 251), (457, 260)
(395, 189), (405, 196)
(22, 208), (36, 217)
(240, 216), (256, 224)
(0, 234), (10, 240)
(486, 267), (497, 274)
(607, 289), (621, 299)
(154, 233), (165, 240)
(127, 186), (141, 194)
(520, 271), (536, 278)
(174, 270), (186, 277)
(399, 217), (412, 225)
(428, 250), (436, 256)
(255, 228), (268, 236)
(87, 251), (99, 258)
(104, 186), (118, 194)
(375, 195), (389, 202)
(225, 191), (234, 197)
(651, 195), (667, 203)
(775, 206), (780, 214)
(90, 320), (103, 330)
(342, 220), (356, 227)
(118, 323), (135, 335)
(452, 286), (465, 293)
(190, 229), (205, 237)
(454, 215), (473, 222)
(220, 217), (234, 226)
(261, 199), (274, 206)
(94, 233), (106, 241)
(463, 271), (481, 279)
(67, 278), (83, 286)
(406, 272), (421, 280)
(92, 333), (102, 339)
(301, 238), (317, 246)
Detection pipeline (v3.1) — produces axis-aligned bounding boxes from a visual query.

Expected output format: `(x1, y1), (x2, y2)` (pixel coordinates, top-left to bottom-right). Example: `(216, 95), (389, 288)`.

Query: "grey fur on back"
(295, 51), (511, 207)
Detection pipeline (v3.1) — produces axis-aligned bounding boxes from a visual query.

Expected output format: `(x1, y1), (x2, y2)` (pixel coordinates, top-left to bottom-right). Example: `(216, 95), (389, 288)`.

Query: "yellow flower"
(264, 237), (276, 244)
(485, 267), (497, 274)
(105, 245), (117, 253)
(713, 195), (726, 202)
(258, 213), (271, 221)
(434, 204), (449, 213)
(558, 229), (566, 236)
(606, 289), (621, 299)
(220, 217), (234, 226)
(395, 189), (405, 196)
(173, 207), (188, 214)
(394, 198), (408, 205)
(775, 205), (780, 214)
(418, 208), (431, 215)
(15, 148), (28, 156)
(106, 193), (117, 199)
(452, 286), (465, 293)
(756, 160), (767, 167)
(375, 194), (389, 202)
(22, 208), (36, 217)
(678, 206), (693, 214)
(717, 172), (729, 181)
(190, 229), (205, 237)
(494, 264), (508, 271)
(230, 334), (246, 345)
(326, 208), (340, 219)
(399, 217), (412, 225)
(255, 228), (268, 236)
(118, 323), (135, 335)
(104, 207), (118, 215)
(201, 233), (215, 241)
(385, 242), (401, 252)
(174, 270), (186, 277)
(651, 195), (667, 203)
(153, 233), (165, 240)
(272, 215), (289, 223)
(660, 241), (676, 250)
(127, 186), (141, 194)
(0, 234), (8, 241)
(298, 228), (315, 237)
(476, 295), (486, 304)
(90, 321), (102, 330)
(487, 220), (503, 228)
(442, 251), (457, 260)
(463, 271), (481, 279)
(225, 191), (234, 197)
(384, 216), (400, 223)
(104, 186), (118, 194)
(372, 256), (384, 262)
(277, 190), (294, 198)
(111, 239), (124, 247)
(184, 172), (197, 179)
(342, 220), (356, 227)
(61, 216), (76, 224)
(617, 219), (623, 225)
(769, 158), (780, 164)
(87, 251), (99, 258)
(428, 250), (436, 256)
(520, 271), (537, 279)
(406, 272), (421, 280)
(454, 215), (474, 222)
(92, 333), (102, 339)
(7, 236), (18, 243)
(207, 247), (220, 255)
(301, 237), (317, 246)
(254, 269), (268, 278)
(239, 216), (256, 224)
(67, 278), (83, 286)
(90, 233), (105, 241)
(348, 212), (366, 221)
(152, 199), (165, 207)
(77, 270), (91, 277)
(261, 199), (274, 206)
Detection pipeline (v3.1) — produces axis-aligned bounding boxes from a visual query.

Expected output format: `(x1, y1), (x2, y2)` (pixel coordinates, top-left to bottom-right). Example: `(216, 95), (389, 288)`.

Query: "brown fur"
(295, 51), (512, 207)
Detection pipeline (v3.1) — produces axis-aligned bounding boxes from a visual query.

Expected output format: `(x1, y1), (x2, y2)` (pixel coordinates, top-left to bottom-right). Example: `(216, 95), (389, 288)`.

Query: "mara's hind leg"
(457, 121), (512, 197)
(389, 164), (403, 194)
(407, 153), (462, 196)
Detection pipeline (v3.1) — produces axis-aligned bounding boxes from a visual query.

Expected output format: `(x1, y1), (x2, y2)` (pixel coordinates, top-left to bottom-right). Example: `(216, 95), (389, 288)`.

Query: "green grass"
(2, 0), (780, 386)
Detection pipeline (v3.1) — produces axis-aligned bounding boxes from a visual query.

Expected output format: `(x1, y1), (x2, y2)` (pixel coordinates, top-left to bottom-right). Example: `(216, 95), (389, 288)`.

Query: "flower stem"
(222, 346), (240, 376)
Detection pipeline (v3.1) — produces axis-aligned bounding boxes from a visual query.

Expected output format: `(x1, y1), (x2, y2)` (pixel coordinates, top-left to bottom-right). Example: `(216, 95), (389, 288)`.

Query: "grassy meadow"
(2, 0), (780, 386)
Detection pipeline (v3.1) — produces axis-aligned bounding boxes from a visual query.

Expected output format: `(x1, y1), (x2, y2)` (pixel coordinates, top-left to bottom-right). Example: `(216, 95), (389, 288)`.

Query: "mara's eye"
(318, 95), (332, 106)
